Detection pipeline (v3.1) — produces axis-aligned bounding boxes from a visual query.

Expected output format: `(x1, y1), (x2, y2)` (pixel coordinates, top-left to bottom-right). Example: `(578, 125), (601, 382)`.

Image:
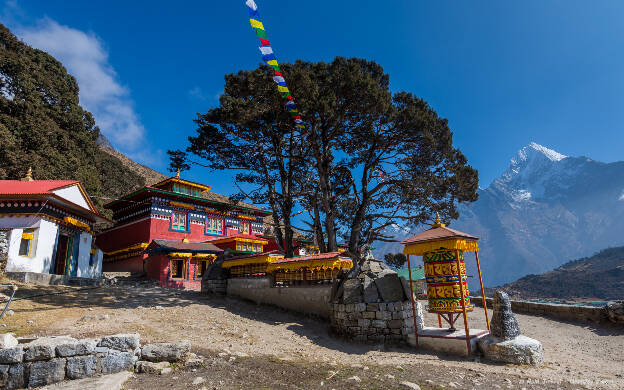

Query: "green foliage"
(0, 24), (144, 216)
(384, 252), (407, 269)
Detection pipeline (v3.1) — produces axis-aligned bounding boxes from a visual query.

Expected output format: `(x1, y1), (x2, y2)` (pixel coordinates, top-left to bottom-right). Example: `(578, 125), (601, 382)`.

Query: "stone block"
(366, 303), (379, 311)
(358, 319), (371, 328)
(368, 335), (385, 343)
(99, 351), (134, 374)
(345, 304), (354, 313)
(478, 335), (543, 366)
(98, 334), (140, 351)
(372, 320), (386, 328)
(135, 360), (170, 374)
(56, 339), (97, 357)
(374, 271), (405, 302)
(376, 311), (391, 320)
(29, 358), (66, 387)
(355, 303), (366, 312)
(378, 303), (386, 311)
(392, 311), (405, 320)
(66, 355), (97, 379)
(388, 319), (403, 329)
(0, 346), (23, 364)
(391, 329), (402, 335)
(24, 336), (77, 361)
(361, 311), (376, 319)
(4, 364), (26, 390)
(348, 327), (361, 334)
(363, 275), (380, 303)
(0, 334), (18, 349)
(141, 340), (191, 363)
(342, 279), (363, 304)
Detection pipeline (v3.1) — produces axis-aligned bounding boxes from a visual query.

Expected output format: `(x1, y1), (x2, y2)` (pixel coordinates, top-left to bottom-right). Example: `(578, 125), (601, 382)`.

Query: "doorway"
(53, 235), (74, 275)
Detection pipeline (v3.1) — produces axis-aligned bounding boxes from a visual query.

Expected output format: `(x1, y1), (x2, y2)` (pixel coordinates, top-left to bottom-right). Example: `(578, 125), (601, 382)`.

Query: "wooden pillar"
(437, 314), (443, 328)
(455, 250), (471, 355)
(406, 254), (419, 346)
(475, 251), (490, 330)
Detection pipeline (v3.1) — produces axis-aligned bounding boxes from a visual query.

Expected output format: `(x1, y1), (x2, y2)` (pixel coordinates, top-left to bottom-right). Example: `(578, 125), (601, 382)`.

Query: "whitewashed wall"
(75, 232), (102, 278)
(6, 218), (58, 273)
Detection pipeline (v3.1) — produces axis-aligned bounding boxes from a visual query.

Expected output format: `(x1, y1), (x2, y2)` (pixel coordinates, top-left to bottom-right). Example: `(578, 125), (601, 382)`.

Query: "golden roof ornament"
(175, 169), (181, 178)
(21, 167), (34, 182)
(432, 212), (446, 228)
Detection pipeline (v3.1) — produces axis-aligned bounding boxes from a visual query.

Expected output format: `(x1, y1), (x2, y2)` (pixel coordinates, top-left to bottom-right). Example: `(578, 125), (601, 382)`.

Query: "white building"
(0, 170), (108, 279)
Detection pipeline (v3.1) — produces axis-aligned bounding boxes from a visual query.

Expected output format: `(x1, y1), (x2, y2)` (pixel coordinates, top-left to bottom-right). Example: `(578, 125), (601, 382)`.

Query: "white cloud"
(17, 19), (146, 149)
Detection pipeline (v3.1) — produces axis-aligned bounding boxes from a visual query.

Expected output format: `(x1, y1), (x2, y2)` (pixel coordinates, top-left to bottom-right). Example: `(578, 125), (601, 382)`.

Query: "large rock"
(0, 346), (23, 364)
(373, 270), (405, 302)
(478, 335), (543, 366)
(135, 360), (170, 374)
(98, 334), (140, 352)
(0, 334), (18, 349)
(99, 350), (134, 374)
(605, 301), (624, 324)
(29, 358), (66, 387)
(490, 291), (520, 340)
(66, 355), (98, 379)
(0, 364), (26, 390)
(24, 336), (77, 362)
(141, 340), (191, 362)
(362, 275), (380, 303)
(342, 279), (363, 304)
(57, 339), (97, 357)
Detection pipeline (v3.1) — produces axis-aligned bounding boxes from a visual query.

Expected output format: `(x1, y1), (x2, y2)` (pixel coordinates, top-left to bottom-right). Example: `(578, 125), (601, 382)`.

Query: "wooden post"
(455, 250), (471, 355)
(437, 314), (442, 328)
(406, 254), (419, 346)
(475, 251), (490, 330)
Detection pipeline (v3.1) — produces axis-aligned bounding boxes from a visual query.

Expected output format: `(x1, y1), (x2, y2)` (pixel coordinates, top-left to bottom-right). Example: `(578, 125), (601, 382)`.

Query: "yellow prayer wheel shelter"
(401, 214), (490, 355)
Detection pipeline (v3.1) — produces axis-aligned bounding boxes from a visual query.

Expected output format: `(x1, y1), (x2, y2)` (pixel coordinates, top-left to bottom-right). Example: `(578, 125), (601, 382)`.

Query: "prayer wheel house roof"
(401, 214), (479, 256)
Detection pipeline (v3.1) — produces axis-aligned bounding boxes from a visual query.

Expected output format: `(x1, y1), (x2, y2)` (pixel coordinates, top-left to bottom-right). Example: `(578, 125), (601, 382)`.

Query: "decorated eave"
(104, 186), (271, 216)
(266, 251), (353, 273)
(221, 250), (284, 269)
(206, 233), (268, 246)
(401, 217), (479, 256)
(151, 175), (212, 193)
(103, 242), (150, 263)
(145, 239), (223, 256)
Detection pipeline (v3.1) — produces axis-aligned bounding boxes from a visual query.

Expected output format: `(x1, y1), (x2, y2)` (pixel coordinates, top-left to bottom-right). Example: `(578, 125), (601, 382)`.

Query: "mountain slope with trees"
(494, 246), (624, 300)
(0, 24), (146, 216)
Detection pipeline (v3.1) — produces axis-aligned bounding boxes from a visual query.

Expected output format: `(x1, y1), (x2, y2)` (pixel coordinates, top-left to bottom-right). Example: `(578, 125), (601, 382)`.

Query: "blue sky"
(3, 0), (624, 197)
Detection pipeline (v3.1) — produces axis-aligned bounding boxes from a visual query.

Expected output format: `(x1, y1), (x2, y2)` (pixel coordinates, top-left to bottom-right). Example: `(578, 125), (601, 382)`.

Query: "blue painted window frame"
(204, 215), (225, 237)
(169, 210), (190, 233)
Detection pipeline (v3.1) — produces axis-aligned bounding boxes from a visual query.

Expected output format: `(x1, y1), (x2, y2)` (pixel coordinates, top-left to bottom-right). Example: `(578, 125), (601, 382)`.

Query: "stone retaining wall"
(0, 230), (8, 274)
(329, 301), (424, 344)
(203, 279), (227, 296)
(474, 297), (605, 323)
(226, 277), (332, 318)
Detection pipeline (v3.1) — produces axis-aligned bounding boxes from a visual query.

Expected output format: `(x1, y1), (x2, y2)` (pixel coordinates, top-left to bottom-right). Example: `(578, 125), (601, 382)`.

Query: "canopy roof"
(221, 250), (284, 268)
(266, 251), (353, 272)
(401, 225), (478, 245)
(401, 214), (479, 256)
(146, 239), (223, 254)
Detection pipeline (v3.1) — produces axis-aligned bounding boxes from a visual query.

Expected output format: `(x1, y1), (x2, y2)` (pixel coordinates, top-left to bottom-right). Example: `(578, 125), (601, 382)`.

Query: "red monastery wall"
(97, 219), (151, 252)
(102, 255), (145, 273)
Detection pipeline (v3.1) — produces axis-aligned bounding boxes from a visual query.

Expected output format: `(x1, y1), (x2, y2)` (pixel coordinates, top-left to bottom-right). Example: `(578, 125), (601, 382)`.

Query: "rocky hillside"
(377, 142), (624, 287)
(495, 246), (624, 300)
(0, 24), (147, 217)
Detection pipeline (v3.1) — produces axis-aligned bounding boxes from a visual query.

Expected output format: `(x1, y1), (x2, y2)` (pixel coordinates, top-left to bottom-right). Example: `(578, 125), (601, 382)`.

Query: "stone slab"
(140, 340), (190, 362)
(98, 334), (140, 352)
(373, 271), (405, 302)
(407, 327), (489, 357)
(29, 358), (66, 387)
(40, 371), (132, 390)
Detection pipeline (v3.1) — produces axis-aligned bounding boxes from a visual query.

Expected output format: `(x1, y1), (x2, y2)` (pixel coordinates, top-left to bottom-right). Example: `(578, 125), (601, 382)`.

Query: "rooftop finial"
(432, 212), (445, 228)
(21, 167), (34, 182)
(175, 168), (180, 178)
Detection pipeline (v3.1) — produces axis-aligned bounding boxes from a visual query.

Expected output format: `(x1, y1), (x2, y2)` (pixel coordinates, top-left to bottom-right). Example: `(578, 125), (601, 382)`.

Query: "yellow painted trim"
(209, 236), (268, 245)
(21, 232), (34, 240)
(63, 216), (90, 232)
(402, 239), (479, 256)
(237, 215), (257, 221)
(267, 258), (353, 273)
(169, 201), (195, 210)
(104, 243), (149, 256)
(194, 254), (217, 260)
(156, 177), (211, 192)
(168, 252), (193, 258)
(222, 254), (284, 268)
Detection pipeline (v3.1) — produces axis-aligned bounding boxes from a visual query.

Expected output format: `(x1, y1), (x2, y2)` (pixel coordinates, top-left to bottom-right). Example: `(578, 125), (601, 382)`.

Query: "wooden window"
(196, 260), (208, 278)
(205, 216), (224, 235)
(239, 221), (250, 235)
(18, 229), (35, 257)
(170, 259), (185, 279)
(171, 211), (187, 231)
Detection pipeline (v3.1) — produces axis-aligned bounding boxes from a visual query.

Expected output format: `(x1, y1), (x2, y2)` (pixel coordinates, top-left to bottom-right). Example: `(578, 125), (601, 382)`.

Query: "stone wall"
(226, 277), (332, 318)
(0, 230), (8, 274)
(203, 279), (227, 296)
(329, 301), (424, 344)
(0, 334), (192, 389)
(474, 297), (606, 323)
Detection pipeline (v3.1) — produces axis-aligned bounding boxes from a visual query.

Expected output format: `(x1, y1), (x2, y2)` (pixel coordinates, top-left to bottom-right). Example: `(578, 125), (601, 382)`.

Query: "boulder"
(98, 334), (140, 351)
(141, 340), (191, 362)
(478, 335), (543, 366)
(4, 364), (25, 390)
(56, 339), (97, 357)
(605, 301), (624, 324)
(342, 279), (363, 304)
(489, 291), (520, 340)
(66, 355), (98, 379)
(0, 346), (23, 364)
(135, 360), (170, 374)
(0, 334), (18, 349)
(373, 270), (405, 302)
(99, 350), (134, 374)
(29, 358), (66, 387)
(363, 275), (380, 303)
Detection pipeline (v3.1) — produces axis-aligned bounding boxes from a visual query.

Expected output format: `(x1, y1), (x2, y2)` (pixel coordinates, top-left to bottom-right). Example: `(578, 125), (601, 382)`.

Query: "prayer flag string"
(245, 0), (306, 129)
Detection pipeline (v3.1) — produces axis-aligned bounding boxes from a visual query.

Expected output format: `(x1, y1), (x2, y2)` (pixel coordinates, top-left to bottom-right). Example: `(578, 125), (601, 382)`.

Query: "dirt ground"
(1, 281), (622, 389)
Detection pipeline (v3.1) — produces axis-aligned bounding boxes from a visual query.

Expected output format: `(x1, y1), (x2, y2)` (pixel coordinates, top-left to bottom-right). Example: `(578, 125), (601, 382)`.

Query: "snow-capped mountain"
(377, 142), (624, 287)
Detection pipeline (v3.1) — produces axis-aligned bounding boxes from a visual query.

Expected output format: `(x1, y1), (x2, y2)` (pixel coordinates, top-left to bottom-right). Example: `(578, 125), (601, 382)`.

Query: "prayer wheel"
(423, 249), (471, 313)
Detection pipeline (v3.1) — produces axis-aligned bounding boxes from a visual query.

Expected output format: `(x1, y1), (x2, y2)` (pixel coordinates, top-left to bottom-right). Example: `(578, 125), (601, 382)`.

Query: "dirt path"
(1, 282), (622, 389)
